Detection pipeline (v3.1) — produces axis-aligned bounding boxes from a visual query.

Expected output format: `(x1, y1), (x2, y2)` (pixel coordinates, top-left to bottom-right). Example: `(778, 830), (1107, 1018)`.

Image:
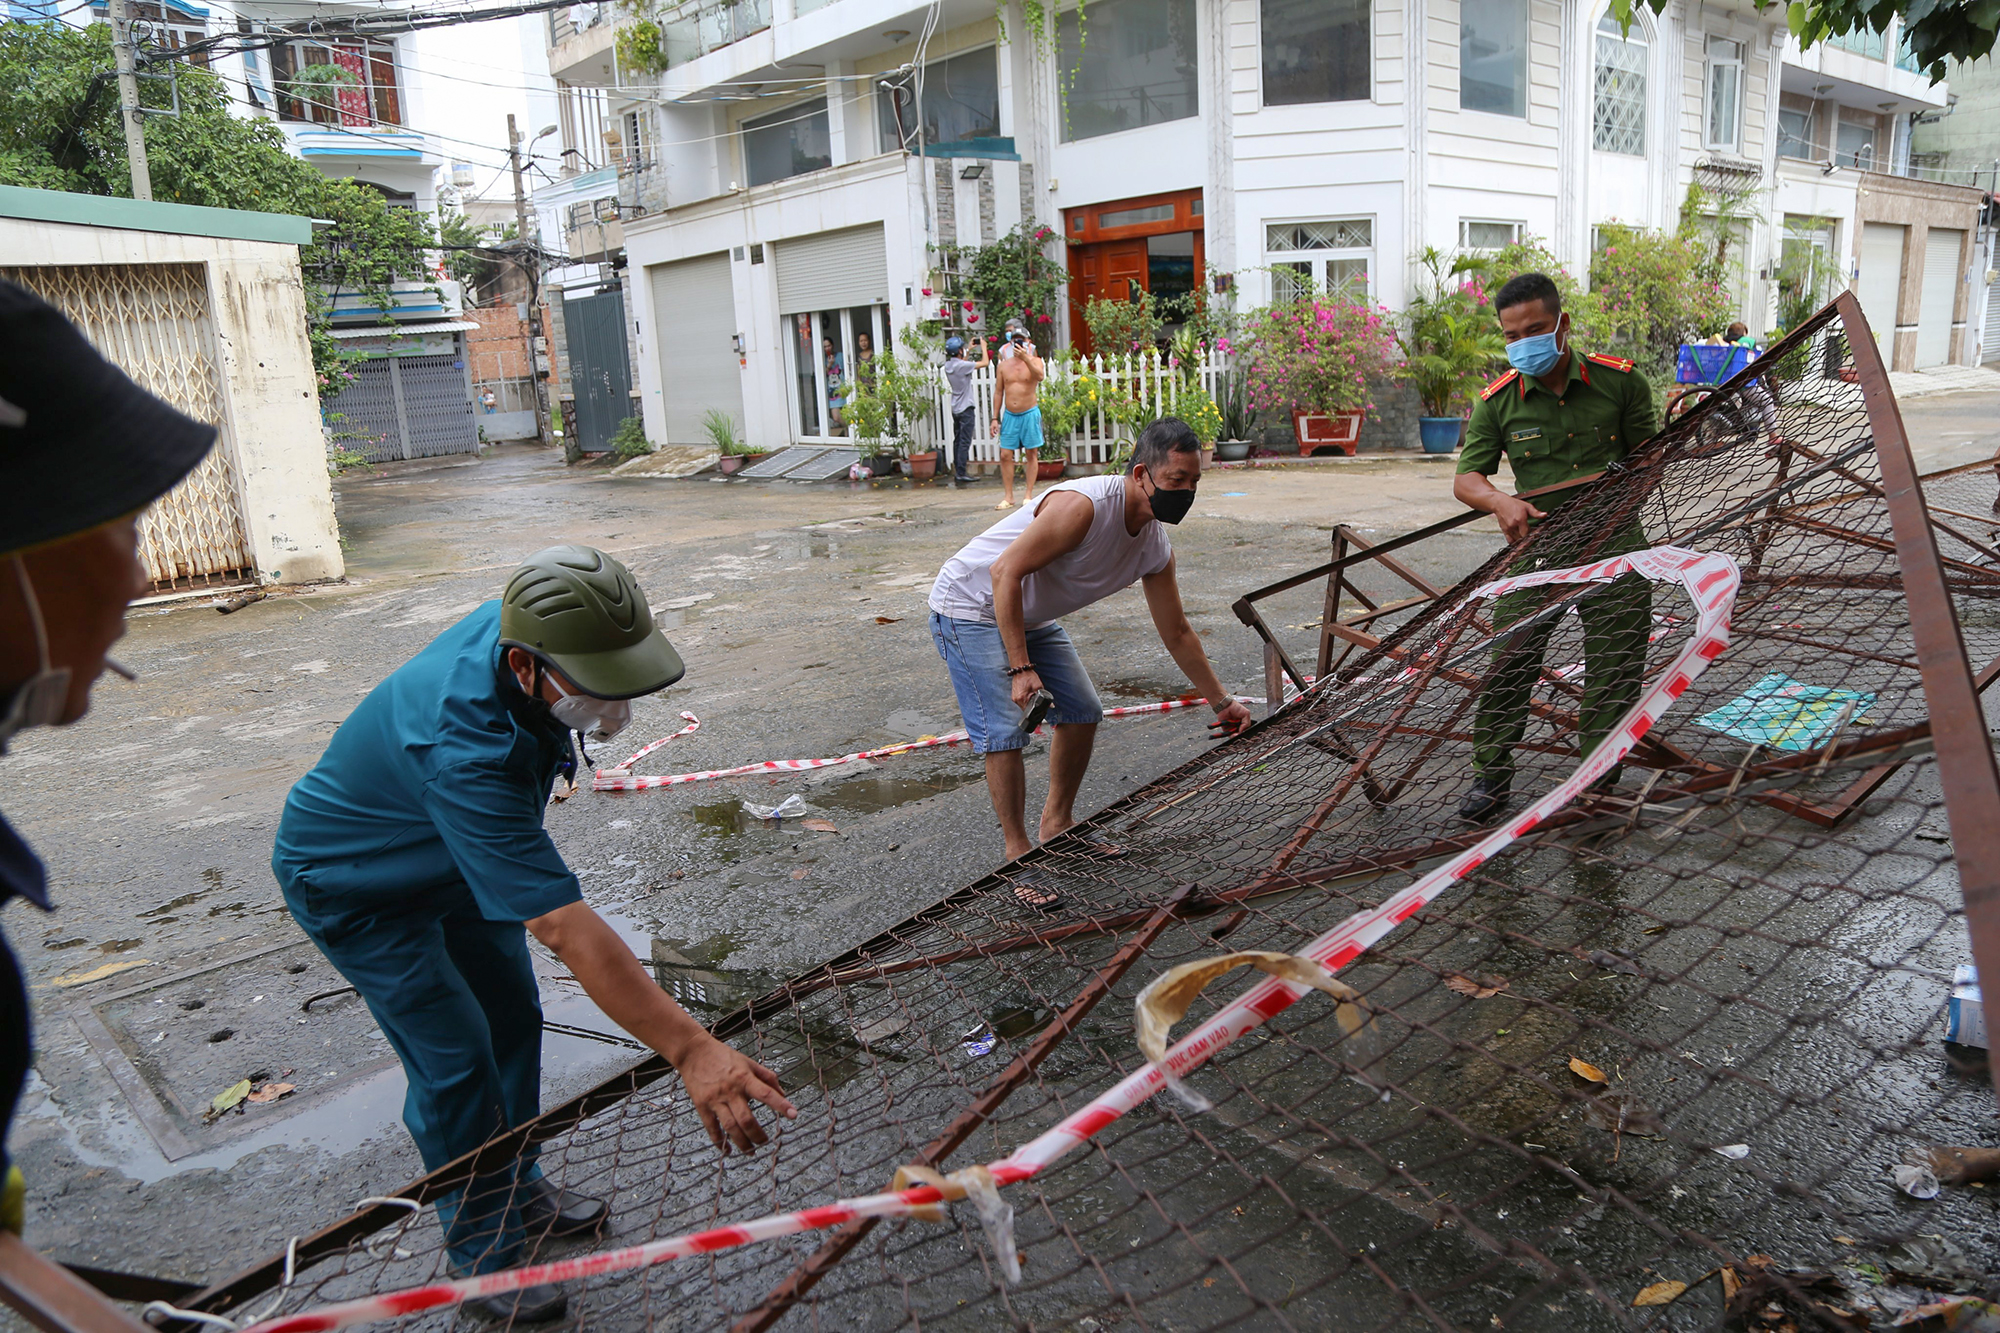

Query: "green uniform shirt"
(1457, 351), (1658, 506)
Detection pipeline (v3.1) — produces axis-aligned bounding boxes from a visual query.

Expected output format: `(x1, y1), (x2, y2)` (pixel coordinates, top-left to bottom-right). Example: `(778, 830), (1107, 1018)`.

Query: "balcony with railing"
(658, 0), (772, 68)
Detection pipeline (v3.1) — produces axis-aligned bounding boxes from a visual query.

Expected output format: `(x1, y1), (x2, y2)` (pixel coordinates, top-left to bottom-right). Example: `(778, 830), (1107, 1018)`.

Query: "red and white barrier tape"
(245, 546), (1736, 1333)
(591, 695), (1234, 792)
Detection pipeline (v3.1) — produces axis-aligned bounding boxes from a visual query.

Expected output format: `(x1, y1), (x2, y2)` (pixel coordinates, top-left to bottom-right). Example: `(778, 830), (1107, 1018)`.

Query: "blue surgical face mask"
(1506, 317), (1567, 377)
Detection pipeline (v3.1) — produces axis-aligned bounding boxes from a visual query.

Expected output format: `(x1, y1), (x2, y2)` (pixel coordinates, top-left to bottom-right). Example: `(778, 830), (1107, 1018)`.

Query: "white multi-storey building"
(544, 0), (1985, 454)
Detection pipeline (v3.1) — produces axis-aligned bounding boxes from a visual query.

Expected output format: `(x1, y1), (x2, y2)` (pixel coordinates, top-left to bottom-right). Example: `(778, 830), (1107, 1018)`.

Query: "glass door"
(784, 306), (892, 445)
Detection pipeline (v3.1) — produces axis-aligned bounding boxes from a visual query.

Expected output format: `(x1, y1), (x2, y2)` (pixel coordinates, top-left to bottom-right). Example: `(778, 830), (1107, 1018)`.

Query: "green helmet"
(498, 545), (685, 700)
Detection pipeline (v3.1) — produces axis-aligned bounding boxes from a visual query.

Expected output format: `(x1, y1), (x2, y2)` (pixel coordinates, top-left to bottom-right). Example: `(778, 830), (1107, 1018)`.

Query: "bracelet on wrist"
(1005, 664), (1037, 677)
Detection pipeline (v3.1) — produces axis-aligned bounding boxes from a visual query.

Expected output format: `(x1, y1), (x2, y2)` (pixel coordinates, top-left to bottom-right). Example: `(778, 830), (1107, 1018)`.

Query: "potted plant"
(842, 382), (898, 474)
(1243, 295), (1401, 456)
(1398, 248), (1505, 454)
(1213, 363), (1255, 461)
(875, 353), (939, 480)
(699, 409), (751, 474)
(1174, 384), (1223, 462)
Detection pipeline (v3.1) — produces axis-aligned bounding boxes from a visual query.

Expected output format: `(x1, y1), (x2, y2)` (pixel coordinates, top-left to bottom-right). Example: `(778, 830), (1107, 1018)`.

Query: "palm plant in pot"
(842, 383), (897, 475)
(1397, 248), (1505, 454)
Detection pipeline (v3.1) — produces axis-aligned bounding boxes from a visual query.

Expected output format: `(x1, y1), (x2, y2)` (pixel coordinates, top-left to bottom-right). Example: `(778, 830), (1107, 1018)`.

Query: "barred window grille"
(1592, 16), (1646, 156)
(1267, 219), (1373, 301)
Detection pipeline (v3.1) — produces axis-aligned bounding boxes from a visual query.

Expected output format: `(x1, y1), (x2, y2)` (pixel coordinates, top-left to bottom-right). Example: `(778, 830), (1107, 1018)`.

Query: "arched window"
(1593, 14), (1647, 156)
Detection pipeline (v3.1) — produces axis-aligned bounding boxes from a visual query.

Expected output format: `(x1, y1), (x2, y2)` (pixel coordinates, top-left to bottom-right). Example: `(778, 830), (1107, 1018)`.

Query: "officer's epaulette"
(1479, 369), (1520, 400)
(1584, 351), (1635, 373)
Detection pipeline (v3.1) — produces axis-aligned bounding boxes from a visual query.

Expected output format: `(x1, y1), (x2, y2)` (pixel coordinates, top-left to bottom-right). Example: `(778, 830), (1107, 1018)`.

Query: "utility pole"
(509, 114), (554, 451)
(107, 0), (151, 201)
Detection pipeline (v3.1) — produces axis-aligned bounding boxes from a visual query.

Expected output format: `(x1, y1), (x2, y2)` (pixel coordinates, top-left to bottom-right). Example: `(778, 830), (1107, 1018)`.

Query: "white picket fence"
(928, 350), (1231, 468)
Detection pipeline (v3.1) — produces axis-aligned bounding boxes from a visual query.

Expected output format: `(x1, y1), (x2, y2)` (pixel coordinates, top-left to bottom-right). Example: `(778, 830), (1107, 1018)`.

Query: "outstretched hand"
(676, 1036), (796, 1154)
(1209, 699), (1252, 738)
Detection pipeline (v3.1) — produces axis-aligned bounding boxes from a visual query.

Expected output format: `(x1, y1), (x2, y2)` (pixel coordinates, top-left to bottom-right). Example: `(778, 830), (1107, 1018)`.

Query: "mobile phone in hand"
(1021, 688), (1054, 733)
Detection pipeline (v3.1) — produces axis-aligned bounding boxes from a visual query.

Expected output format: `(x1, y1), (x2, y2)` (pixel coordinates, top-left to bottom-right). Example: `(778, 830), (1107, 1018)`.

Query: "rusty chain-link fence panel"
(189, 295), (2000, 1333)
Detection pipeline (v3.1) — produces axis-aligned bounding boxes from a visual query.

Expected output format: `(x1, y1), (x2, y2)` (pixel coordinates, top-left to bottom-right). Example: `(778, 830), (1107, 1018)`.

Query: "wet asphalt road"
(1, 445), (1499, 1287)
(5, 388), (1993, 1299)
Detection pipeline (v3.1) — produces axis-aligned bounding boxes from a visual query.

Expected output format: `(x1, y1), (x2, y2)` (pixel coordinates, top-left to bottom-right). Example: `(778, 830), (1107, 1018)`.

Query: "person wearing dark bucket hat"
(272, 545), (795, 1321)
(0, 281), (215, 1289)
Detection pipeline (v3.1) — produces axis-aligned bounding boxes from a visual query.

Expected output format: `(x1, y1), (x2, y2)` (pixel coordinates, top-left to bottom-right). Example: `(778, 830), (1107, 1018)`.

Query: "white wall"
(0, 220), (342, 584)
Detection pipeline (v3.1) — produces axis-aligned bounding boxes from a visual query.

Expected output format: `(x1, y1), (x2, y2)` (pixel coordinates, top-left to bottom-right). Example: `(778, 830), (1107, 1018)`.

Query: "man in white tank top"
(928, 419), (1252, 896)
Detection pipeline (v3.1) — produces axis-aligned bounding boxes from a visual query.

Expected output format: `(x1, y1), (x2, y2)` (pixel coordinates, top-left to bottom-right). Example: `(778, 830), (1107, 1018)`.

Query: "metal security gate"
(563, 287), (632, 455)
(1917, 226), (1967, 368)
(325, 349), (479, 462)
(1, 261), (255, 591)
(1984, 280), (2000, 363)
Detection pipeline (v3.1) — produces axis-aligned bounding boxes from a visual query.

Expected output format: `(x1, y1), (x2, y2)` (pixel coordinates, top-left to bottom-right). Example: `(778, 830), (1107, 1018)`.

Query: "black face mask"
(1146, 476), (1197, 525)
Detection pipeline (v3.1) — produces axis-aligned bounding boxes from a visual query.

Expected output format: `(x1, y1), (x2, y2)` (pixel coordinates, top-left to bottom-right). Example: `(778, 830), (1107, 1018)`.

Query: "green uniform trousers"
(1472, 520), (1652, 777)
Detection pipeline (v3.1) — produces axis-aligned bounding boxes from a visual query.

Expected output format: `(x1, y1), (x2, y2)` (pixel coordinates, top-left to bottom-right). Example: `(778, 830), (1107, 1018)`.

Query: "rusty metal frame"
(183, 294), (2000, 1327)
(0, 1236), (153, 1333)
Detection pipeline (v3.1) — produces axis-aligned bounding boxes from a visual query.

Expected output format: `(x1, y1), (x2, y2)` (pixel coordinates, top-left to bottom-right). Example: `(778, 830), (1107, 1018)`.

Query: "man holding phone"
(928, 418), (1252, 900)
(992, 317), (1045, 510)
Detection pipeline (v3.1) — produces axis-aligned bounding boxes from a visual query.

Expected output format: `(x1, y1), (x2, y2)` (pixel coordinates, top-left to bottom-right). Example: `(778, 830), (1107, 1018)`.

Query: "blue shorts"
(998, 406), (1044, 454)
(930, 612), (1103, 754)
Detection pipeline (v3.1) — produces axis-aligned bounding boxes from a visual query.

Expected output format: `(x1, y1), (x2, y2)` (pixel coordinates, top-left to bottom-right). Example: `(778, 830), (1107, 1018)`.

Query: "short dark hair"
(1493, 272), (1562, 317)
(1130, 417), (1201, 474)
(1726, 321), (1748, 341)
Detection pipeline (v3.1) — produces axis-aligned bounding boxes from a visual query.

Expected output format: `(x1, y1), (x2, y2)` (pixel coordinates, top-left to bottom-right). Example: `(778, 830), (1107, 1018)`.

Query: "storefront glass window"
(786, 306), (892, 443)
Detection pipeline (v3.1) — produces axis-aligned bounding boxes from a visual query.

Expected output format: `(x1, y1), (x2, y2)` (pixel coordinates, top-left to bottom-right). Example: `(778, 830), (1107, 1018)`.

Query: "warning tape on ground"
(240, 545), (1737, 1333)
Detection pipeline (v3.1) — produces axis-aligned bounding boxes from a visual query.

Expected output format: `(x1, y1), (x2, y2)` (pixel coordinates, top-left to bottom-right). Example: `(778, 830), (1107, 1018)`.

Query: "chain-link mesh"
(204, 297), (2000, 1332)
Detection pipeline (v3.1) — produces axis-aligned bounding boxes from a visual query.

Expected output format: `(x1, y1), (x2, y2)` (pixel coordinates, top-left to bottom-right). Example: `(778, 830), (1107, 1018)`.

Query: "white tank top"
(928, 475), (1173, 628)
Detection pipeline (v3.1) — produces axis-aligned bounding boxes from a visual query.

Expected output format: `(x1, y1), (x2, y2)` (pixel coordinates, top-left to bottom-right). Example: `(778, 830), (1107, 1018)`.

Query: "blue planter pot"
(1419, 417), (1463, 454)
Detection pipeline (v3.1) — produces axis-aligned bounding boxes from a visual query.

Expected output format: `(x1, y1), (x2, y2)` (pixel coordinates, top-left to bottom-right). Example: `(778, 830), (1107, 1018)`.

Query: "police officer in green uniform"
(1452, 272), (1660, 823)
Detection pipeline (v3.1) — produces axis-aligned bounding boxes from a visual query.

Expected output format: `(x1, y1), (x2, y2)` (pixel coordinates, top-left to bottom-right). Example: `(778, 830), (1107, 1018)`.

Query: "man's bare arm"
(1140, 557), (1251, 734)
(1452, 470), (1544, 544)
(527, 900), (795, 1152)
(988, 491), (1094, 701)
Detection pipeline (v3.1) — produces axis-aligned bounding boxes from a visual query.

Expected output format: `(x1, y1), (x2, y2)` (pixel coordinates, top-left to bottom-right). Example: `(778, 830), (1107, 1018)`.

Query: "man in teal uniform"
(275, 546), (794, 1320)
(1452, 272), (1660, 823)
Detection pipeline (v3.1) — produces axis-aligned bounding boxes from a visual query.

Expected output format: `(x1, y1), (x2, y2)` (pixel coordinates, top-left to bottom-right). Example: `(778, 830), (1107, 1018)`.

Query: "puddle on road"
(813, 770), (982, 815)
(650, 932), (774, 1014)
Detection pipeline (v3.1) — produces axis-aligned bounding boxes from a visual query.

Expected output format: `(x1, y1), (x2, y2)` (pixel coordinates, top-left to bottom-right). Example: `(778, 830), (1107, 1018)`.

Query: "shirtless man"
(991, 317), (1046, 510)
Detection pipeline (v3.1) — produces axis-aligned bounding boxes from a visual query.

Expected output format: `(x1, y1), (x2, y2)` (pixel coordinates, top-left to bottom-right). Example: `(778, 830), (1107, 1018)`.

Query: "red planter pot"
(717, 455), (745, 475)
(1035, 459), (1067, 481)
(1292, 410), (1365, 456)
(906, 451), (939, 480)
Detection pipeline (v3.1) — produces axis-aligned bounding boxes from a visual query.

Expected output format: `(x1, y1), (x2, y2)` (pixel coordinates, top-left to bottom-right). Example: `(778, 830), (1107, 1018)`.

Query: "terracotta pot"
(1292, 410), (1364, 457)
(741, 451), (774, 467)
(906, 451), (938, 480)
(718, 454), (745, 475)
(1036, 459), (1067, 481)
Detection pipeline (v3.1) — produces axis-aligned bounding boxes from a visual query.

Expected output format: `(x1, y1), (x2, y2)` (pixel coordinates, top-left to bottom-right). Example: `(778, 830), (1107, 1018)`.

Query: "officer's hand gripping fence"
(234, 547), (1738, 1333)
(177, 295), (2000, 1333)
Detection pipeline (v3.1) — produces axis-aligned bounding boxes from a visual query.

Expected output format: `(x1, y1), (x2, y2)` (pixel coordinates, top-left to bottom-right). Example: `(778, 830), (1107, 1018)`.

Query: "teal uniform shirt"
(272, 600), (582, 924)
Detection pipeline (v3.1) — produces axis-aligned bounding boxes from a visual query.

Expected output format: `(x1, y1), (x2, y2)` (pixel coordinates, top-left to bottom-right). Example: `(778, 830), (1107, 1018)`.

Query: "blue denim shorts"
(930, 612), (1104, 753)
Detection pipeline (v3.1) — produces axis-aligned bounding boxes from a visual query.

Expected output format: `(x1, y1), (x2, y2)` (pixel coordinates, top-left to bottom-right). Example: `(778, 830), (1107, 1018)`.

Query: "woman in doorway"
(822, 335), (847, 434)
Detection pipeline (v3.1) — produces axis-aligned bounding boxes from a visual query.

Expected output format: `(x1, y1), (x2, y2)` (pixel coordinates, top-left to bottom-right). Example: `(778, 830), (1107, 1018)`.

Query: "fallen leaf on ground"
(48, 958), (150, 989)
(790, 867), (809, 880)
(246, 1082), (295, 1104)
(206, 1078), (253, 1122)
(1583, 1091), (1666, 1137)
(1720, 1268), (1741, 1301)
(1642, 923), (1671, 935)
(1633, 1280), (1687, 1307)
(1568, 1056), (1608, 1083)
(1445, 974), (1508, 999)
(801, 819), (839, 833)
(874, 616), (902, 625)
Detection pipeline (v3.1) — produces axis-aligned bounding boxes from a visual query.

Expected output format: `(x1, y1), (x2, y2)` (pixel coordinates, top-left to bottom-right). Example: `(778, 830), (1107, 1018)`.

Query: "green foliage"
(1242, 296), (1402, 418)
(941, 223), (1065, 340)
(1173, 384), (1223, 447)
(1397, 247), (1506, 418)
(610, 416), (653, 459)
(1033, 352), (1088, 442)
(842, 381), (892, 445)
(440, 212), (518, 306)
(0, 21), (439, 398)
(1084, 287), (1162, 357)
(1482, 236), (1609, 347)
(1591, 222), (1738, 390)
(1774, 221), (1845, 335)
(616, 19), (669, 74)
(282, 61), (359, 121)
(701, 408), (748, 454)
(1607, 0), (1983, 81)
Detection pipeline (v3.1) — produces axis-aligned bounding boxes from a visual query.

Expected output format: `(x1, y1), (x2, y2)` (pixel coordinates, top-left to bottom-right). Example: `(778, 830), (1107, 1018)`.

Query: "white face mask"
(0, 558), (70, 754)
(547, 674), (631, 741)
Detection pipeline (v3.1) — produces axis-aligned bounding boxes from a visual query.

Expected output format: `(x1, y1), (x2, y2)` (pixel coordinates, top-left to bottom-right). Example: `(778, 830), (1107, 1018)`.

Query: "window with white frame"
(1704, 36), (1743, 151)
(1460, 0), (1527, 117)
(1459, 218), (1525, 252)
(1265, 219), (1373, 301)
(1261, 0), (1369, 106)
(616, 107), (655, 173)
(1592, 15), (1645, 155)
(1835, 110), (1879, 169)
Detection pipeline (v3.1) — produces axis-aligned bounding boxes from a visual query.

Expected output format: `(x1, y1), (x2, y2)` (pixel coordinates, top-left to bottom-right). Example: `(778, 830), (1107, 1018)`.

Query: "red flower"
(962, 300), (974, 310)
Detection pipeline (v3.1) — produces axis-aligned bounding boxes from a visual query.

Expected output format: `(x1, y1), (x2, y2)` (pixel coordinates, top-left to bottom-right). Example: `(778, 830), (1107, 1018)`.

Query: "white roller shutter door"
(1856, 222), (1906, 353)
(1916, 226), (1966, 368)
(773, 224), (889, 314)
(1983, 281), (2000, 363)
(648, 253), (744, 446)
